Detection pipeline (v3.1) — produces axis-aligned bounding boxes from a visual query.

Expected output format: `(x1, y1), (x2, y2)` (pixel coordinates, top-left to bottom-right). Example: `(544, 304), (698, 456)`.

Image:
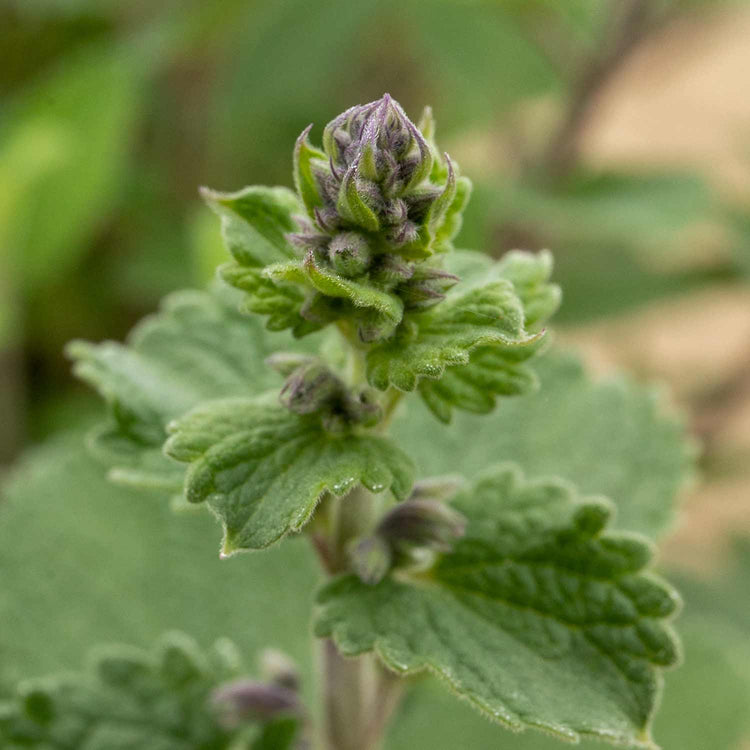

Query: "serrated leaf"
(202, 186), (300, 268)
(392, 352), (694, 539)
(366, 268), (540, 392)
(220, 264), (319, 336)
(68, 287), (311, 490)
(164, 398), (414, 553)
(395, 250), (559, 420)
(0, 632), (284, 750)
(203, 185), (312, 333)
(315, 464), (680, 748)
(417, 340), (543, 423)
(0, 433), (320, 686)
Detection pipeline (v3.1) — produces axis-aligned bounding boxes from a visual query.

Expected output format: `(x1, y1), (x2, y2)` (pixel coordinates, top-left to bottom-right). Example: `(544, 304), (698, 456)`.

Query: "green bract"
(60, 95), (690, 749)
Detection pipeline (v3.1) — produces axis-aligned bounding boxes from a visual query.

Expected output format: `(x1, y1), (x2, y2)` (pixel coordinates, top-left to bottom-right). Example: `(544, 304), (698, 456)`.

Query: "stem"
(310, 486), (403, 749)
(321, 642), (401, 750)
(309, 327), (408, 749)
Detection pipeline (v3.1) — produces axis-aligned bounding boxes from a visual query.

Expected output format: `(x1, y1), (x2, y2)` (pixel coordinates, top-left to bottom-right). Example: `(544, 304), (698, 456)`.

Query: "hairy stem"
(311, 483), (403, 749)
(321, 642), (401, 750)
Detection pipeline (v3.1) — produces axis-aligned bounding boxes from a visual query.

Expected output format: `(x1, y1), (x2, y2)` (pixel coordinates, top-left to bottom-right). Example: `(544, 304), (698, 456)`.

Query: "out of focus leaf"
(0, 434), (319, 687)
(392, 352), (694, 539)
(0, 632), (298, 750)
(0, 41), (146, 290)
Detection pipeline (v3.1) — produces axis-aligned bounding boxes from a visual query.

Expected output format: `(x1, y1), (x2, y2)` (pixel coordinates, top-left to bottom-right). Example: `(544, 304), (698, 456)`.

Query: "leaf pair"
(315, 464), (681, 749)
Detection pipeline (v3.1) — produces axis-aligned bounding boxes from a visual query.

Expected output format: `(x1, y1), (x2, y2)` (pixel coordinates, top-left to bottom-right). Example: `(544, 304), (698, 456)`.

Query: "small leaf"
(220, 263), (319, 336)
(164, 397), (414, 553)
(67, 287), (312, 490)
(293, 124), (327, 219)
(366, 271), (539, 392)
(337, 159), (381, 232)
(202, 185), (300, 267)
(297, 251), (404, 341)
(315, 464), (680, 748)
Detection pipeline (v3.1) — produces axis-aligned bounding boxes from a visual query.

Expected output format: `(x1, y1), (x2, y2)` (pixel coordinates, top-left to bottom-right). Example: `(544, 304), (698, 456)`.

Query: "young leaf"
(393, 352), (694, 539)
(67, 287), (310, 490)
(164, 398), (414, 553)
(0, 632), (301, 750)
(366, 270), (540, 392)
(203, 185), (312, 333)
(315, 464), (680, 748)
(202, 185), (300, 267)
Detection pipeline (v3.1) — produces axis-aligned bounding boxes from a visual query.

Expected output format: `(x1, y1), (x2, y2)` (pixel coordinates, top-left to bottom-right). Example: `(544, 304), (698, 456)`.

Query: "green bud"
(279, 362), (343, 416)
(377, 499), (466, 554)
(399, 267), (459, 311)
(348, 535), (393, 585)
(265, 352), (317, 377)
(328, 232), (372, 277)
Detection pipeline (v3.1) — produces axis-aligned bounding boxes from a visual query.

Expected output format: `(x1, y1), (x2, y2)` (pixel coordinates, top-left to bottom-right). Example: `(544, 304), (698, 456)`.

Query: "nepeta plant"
(2, 96), (682, 750)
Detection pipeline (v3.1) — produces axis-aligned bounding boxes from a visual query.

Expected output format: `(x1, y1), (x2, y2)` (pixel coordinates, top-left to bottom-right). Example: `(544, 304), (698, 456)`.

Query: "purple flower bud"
(399, 267), (459, 310)
(369, 255), (414, 288)
(279, 362), (343, 415)
(260, 649), (300, 692)
(378, 499), (466, 553)
(211, 679), (300, 728)
(384, 198), (408, 226)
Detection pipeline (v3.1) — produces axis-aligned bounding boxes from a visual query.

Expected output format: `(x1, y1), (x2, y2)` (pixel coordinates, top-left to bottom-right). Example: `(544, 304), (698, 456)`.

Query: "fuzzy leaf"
(268, 254), (405, 341)
(67, 287), (310, 490)
(366, 268), (540, 392)
(315, 464), (680, 748)
(401, 250), (559, 419)
(203, 185), (312, 333)
(164, 398), (414, 553)
(293, 124), (327, 218)
(0, 632), (296, 750)
(202, 185), (299, 267)
(392, 352), (694, 539)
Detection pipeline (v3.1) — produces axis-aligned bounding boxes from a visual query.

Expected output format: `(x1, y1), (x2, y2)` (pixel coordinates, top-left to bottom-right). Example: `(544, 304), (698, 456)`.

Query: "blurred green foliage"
(1, 0), (749, 747)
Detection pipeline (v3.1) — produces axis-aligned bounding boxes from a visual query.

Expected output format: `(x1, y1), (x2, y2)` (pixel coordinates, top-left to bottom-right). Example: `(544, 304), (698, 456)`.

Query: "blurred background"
(1, 0), (750, 747)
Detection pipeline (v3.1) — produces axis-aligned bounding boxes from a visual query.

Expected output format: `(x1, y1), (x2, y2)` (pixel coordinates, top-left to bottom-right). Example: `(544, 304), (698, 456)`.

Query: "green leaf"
(0, 434), (319, 686)
(67, 287), (309, 490)
(393, 352), (693, 539)
(0, 632), (292, 750)
(293, 124), (327, 218)
(164, 398), (415, 553)
(315, 464), (680, 748)
(202, 186), (300, 268)
(366, 260), (541, 392)
(414, 250), (560, 421)
(220, 263), (319, 337)
(203, 185), (313, 334)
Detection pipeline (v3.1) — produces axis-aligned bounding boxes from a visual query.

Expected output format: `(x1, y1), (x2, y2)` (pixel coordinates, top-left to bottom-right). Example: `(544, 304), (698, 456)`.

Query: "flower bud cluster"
(349, 477), (467, 584)
(211, 650), (302, 730)
(289, 94), (470, 342)
(268, 354), (381, 432)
